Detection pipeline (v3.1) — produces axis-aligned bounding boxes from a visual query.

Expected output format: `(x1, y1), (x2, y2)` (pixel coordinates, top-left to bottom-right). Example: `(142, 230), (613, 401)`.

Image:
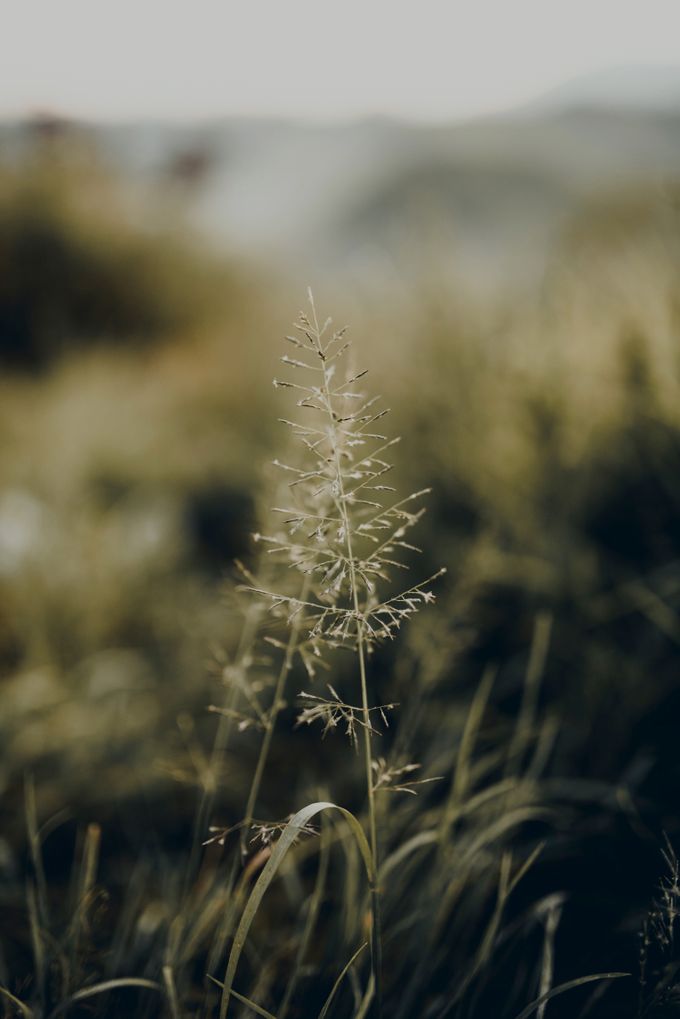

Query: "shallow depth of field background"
(3, 30), (680, 1018)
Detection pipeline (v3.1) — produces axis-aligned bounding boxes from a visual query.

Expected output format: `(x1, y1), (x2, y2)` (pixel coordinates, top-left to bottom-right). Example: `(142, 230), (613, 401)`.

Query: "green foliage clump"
(0, 132), (229, 369)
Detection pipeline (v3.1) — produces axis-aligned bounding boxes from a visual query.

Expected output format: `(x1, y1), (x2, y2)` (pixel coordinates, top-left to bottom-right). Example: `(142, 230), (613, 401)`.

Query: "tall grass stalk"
(307, 292), (383, 1011)
(243, 291), (444, 1014)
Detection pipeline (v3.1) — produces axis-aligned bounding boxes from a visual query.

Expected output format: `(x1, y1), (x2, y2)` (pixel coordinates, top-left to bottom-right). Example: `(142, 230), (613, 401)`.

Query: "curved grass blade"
(45, 978), (162, 1019)
(0, 985), (34, 1018)
(279, 823), (331, 1018)
(317, 942), (368, 1019)
(379, 830), (437, 884)
(219, 801), (374, 1019)
(512, 973), (629, 1019)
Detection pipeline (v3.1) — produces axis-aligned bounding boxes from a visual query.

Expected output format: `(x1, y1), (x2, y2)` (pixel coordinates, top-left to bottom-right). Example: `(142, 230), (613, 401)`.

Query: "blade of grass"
(279, 822), (331, 1018)
(439, 665), (496, 848)
(0, 985), (34, 1018)
(439, 852), (514, 1015)
(25, 775), (49, 926)
(45, 978), (163, 1019)
(505, 613), (552, 778)
(218, 801), (374, 1019)
(354, 974), (375, 1019)
(163, 965), (181, 1019)
(68, 822), (101, 990)
(208, 977), (278, 1019)
(512, 974), (629, 1019)
(537, 897), (563, 1019)
(317, 942), (368, 1019)
(26, 881), (45, 1013)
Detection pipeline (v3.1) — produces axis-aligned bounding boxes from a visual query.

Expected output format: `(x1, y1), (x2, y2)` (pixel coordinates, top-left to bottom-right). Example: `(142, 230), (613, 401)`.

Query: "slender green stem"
(241, 574), (311, 857)
(353, 598), (383, 1019)
(310, 297), (383, 1017)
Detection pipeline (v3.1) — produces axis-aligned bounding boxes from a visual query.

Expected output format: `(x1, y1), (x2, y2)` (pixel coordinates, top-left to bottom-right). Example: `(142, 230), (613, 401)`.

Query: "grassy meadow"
(1, 123), (680, 1018)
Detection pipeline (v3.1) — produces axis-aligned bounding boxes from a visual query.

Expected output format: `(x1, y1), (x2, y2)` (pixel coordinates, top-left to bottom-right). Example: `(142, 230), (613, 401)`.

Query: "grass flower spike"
(244, 290), (445, 1016)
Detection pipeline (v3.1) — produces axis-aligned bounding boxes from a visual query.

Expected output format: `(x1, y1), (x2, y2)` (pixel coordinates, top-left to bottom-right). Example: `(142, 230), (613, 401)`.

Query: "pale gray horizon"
(2, 0), (679, 123)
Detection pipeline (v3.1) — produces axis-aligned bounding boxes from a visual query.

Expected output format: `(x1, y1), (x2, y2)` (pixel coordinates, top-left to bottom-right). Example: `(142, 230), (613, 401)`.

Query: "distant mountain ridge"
(529, 64), (680, 112)
(1, 70), (679, 291)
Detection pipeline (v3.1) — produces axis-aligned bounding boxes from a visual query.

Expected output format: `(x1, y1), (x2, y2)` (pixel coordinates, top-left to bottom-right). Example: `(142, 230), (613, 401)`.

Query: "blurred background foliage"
(2, 101), (680, 1016)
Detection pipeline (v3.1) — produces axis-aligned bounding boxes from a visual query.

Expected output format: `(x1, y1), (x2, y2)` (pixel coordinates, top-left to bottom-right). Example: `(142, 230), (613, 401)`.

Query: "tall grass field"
(1, 121), (680, 1019)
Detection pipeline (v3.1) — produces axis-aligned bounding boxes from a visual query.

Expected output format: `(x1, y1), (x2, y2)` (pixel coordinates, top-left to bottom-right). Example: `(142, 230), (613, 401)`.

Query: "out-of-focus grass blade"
(512, 973), (629, 1019)
(354, 973), (375, 1019)
(208, 977), (278, 1019)
(162, 965), (181, 1019)
(26, 882), (45, 1010)
(25, 775), (49, 928)
(317, 942), (368, 1019)
(218, 801), (374, 1019)
(0, 984), (34, 1017)
(379, 830), (437, 883)
(228, 990), (278, 1018)
(68, 822), (101, 989)
(45, 978), (163, 1019)
(440, 664), (495, 843)
(279, 823), (331, 1018)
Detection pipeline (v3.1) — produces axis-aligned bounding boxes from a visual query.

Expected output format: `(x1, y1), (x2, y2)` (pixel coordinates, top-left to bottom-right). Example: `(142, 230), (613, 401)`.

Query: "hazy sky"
(2, 0), (679, 121)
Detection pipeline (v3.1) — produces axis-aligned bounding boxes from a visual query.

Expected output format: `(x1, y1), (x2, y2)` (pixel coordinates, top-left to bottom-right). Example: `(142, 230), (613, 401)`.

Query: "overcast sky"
(2, 0), (679, 122)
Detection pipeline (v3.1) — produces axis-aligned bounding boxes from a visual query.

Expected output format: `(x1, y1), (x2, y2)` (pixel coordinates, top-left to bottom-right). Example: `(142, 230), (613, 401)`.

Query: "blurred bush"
(0, 124), (233, 369)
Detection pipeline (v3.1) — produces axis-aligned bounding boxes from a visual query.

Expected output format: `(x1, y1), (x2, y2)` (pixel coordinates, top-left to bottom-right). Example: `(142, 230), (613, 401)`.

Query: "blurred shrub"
(0, 128), (231, 369)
